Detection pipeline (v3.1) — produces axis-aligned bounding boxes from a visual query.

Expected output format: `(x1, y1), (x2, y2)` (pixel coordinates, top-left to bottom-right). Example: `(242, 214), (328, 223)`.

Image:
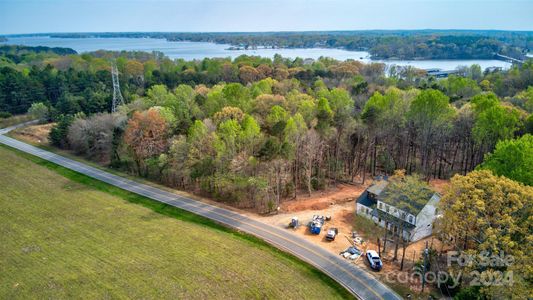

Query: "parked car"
(325, 227), (338, 241)
(366, 250), (383, 271)
(288, 217), (299, 229)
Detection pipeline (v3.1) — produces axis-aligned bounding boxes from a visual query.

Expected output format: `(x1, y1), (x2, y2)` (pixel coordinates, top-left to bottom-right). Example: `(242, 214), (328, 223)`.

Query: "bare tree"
(302, 129), (323, 196)
(67, 113), (127, 164)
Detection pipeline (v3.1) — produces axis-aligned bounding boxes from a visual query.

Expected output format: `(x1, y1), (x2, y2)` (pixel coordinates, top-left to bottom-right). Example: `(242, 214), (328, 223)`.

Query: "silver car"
(366, 250), (383, 271)
(325, 228), (338, 241)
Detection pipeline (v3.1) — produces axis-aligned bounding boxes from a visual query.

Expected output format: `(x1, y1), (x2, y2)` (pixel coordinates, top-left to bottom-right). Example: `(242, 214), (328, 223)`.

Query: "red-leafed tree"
(124, 108), (168, 175)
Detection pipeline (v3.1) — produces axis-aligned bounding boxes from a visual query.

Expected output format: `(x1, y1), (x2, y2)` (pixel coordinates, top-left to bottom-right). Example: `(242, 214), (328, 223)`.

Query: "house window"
(386, 205), (390, 213)
(378, 202), (383, 210)
(408, 215), (414, 224)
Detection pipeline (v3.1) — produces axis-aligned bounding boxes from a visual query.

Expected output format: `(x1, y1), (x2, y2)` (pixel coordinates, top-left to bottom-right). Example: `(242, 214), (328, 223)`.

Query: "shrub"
(27, 102), (49, 121)
(0, 111), (12, 118)
(49, 115), (74, 148)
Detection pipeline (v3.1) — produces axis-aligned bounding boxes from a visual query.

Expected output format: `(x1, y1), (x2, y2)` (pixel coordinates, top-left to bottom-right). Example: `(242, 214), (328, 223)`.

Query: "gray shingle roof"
(365, 177), (437, 216)
(378, 182), (435, 215)
(367, 181), (388, 195)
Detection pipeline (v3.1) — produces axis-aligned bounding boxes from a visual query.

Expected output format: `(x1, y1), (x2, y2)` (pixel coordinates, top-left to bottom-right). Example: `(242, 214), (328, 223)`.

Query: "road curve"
(0, 124), (402, 300)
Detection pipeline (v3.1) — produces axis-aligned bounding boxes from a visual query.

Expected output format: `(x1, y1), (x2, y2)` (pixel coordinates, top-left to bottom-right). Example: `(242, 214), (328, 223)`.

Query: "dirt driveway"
(254, 184), (374, 264)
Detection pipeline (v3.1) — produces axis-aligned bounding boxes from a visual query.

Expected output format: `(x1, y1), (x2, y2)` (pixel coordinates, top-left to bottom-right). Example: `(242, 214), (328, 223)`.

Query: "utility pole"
(111, 63), (125, 113)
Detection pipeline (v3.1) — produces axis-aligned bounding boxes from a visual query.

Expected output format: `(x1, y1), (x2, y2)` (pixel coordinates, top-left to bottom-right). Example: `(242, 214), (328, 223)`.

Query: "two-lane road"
(0, 124), (401, 300)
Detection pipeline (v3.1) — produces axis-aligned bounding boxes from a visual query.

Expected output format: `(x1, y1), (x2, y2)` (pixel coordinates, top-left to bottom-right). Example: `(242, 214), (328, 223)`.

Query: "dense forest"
(0, 45), (77, 64)
(28, 30), (533, 59)
(1, 45), (532, 211)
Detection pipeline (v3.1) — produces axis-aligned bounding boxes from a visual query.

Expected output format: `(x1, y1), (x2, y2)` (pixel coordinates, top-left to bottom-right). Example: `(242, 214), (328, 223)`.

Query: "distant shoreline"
(0, 36), (520, 69)
(2, 30), (530, 61)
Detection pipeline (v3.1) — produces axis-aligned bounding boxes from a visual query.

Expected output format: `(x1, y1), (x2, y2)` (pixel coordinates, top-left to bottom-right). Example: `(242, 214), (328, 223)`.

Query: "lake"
(2, 36), (512, 71)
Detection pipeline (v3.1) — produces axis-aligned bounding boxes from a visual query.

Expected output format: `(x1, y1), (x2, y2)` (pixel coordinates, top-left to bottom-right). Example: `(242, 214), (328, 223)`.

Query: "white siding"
(411, 194), (441, 241)
(357, 203), (381, 224)
(361, 193), (441, 242)
(356, 203), (372, 219)
(377, 200), (415, 225)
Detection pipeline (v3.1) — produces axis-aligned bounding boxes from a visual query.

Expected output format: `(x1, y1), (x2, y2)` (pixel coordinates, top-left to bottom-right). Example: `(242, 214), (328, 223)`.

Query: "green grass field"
(0, 145), (352, 299)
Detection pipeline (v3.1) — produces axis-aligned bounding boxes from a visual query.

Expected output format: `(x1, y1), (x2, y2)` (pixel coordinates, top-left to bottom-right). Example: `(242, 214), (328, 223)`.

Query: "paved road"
(0, 124), (402, 300)
(0, 119), (39, 135)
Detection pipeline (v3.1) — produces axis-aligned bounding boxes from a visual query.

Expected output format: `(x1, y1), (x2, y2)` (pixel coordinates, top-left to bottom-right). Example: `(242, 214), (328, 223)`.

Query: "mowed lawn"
(0, 146), (349, 299)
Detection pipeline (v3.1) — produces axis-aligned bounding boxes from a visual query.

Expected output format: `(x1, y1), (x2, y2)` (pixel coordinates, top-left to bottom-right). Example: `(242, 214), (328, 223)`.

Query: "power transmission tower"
(111, 63), (125, 113)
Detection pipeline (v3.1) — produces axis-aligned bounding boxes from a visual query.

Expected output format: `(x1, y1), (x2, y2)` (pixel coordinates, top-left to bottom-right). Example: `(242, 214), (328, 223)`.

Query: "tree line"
(1, 47), (527, 211)
(1, 48), (532, 209)
(43, 30), (533, 60)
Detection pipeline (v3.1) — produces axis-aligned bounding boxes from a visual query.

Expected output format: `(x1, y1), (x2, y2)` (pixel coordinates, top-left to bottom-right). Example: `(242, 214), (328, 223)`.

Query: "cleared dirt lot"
(256, 181), (448, 297)
(262, 200), (359, 254)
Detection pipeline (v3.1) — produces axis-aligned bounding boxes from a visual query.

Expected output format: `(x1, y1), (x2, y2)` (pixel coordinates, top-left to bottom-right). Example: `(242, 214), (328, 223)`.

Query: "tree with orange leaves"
(239, 65), (260, 85)
(124, 108), (168, 175)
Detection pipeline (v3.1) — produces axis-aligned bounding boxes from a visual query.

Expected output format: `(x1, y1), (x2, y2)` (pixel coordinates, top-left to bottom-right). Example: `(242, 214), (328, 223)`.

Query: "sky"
(1, 0), (533, 34)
